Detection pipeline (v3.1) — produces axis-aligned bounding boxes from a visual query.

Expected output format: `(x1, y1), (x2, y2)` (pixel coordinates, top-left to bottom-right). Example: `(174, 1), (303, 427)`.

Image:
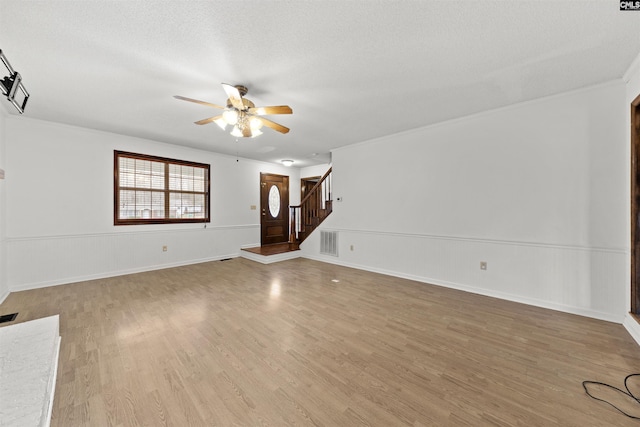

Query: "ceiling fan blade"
(248, 105), (293, 115)
(221, 83), (245, 110)
(194, 115), (224, 125)
(173, 95), (225, 109)
(257, 117), (290, 134)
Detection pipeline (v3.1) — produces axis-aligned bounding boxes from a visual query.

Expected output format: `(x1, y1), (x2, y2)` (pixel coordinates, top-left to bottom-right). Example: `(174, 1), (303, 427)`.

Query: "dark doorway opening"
(301, 176), (321, 201)
(631, 93), (640, 314)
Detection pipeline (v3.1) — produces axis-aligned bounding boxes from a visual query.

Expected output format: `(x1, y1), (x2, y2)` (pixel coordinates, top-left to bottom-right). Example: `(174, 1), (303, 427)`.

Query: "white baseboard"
(624, 314), (640, 346)
(9, 253), (240, 293)
(302, 253), (624, 324)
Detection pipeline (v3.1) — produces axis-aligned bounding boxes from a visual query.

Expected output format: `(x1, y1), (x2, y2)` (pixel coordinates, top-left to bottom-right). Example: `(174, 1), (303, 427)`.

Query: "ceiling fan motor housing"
(226, 97), (255, 110)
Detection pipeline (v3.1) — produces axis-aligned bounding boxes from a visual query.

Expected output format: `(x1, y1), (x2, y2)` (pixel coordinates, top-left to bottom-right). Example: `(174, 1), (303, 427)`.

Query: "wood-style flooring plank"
(1, 257), (640, 426)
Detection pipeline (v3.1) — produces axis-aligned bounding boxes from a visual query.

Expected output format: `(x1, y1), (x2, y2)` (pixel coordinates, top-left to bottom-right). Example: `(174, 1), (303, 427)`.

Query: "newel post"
(289, 206), (297, 244)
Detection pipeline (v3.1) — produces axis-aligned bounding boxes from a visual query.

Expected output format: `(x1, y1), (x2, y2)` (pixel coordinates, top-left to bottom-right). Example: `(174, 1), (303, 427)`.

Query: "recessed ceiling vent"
(0, 313), (18, 324)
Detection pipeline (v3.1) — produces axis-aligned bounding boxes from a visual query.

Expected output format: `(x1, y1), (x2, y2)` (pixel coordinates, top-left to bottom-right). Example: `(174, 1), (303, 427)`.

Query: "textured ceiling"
(1, 1), (639, 166)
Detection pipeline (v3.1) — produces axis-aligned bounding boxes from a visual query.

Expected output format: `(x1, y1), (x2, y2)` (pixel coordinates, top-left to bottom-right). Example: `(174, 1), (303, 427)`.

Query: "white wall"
(0, 110), (7, 303)
(4, 116), (300, 290)
(300, 164), (331, 180)
(303, 80), (628, 323)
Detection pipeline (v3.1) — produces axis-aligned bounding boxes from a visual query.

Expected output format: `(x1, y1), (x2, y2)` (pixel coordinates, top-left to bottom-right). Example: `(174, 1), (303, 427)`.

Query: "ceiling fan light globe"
(250, 117), (263, 131)
(230, 126), (243, 137)
(213, 118), (227, 130)
(250, 129), (263, 138)
(223, 109), (239, 125)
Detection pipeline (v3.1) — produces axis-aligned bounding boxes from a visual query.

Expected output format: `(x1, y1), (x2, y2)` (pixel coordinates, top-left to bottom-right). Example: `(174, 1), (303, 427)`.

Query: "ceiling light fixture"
(281, 160), (294, 167)
(222, 108), (239, 126)
(230, 125), (243, 137)
(222, 108), (264, 138)
(213, 117), (227, 130)
(174, 83), (292, 139)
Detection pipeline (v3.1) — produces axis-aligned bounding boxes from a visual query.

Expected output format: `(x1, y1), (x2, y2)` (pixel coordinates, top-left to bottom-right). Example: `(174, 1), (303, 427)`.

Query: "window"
(114, 151), (210, 225)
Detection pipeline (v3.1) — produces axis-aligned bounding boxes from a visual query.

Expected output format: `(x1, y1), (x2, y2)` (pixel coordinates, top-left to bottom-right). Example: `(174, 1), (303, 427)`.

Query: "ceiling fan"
(174, 83), (292, 138)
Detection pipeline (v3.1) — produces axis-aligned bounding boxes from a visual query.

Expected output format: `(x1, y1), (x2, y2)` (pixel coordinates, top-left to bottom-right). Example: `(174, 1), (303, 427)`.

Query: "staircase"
(289, 167), (332, 248)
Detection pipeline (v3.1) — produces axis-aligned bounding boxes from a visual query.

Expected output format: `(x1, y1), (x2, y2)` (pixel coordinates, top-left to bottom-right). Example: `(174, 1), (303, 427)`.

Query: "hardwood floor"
(1, 257), (640, 426)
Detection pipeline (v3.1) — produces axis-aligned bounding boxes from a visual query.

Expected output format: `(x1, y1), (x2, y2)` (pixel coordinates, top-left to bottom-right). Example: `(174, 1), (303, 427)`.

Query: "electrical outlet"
(480, 261), (487, 270)
(162, 246), (168, 252)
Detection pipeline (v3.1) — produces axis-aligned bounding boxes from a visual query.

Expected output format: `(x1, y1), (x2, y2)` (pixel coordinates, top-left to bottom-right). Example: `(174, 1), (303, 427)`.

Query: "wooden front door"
(260, 173), (289, 245)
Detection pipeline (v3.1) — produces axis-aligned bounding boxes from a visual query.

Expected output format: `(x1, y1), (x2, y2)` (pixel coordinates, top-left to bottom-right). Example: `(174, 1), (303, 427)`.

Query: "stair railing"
(289, 167), (332, 246)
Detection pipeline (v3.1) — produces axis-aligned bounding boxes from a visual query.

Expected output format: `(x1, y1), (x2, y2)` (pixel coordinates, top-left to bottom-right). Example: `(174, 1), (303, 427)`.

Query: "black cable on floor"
(583, 373), (640, 419)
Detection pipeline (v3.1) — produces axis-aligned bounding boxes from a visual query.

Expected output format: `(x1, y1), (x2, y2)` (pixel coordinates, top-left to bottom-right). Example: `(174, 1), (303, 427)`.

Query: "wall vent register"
(320, 230), (339, 257)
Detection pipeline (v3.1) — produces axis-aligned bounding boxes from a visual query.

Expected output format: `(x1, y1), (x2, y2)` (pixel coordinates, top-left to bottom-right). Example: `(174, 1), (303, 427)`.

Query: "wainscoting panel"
(301, 229), (627, 323)
(7, 225), (259, 291)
